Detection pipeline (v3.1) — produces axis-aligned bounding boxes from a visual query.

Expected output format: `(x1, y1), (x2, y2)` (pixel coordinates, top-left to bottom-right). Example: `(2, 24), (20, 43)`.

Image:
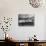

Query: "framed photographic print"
(18, 14), (35, 26)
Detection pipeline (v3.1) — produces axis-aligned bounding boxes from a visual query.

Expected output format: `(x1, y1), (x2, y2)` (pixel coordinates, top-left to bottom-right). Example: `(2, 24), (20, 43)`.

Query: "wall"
(0, 0), (46, 40)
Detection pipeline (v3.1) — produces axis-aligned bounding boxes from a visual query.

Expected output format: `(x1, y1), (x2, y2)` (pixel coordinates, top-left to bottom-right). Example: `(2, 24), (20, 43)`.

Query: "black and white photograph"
(18, 14), (35, 26)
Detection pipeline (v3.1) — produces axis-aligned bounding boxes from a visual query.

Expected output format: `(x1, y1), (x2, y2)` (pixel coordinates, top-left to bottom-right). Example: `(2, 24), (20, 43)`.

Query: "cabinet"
(0, 41), (46, 46)
(24, 43), (28, 46)
(38, 43), (46, 46)
(5, 39), (46, 46)
(16, 43), (28, 46)
(28, 42), (46, 46)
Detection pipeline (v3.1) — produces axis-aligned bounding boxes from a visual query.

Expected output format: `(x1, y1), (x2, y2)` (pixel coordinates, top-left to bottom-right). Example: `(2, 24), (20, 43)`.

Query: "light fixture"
(29, 0), (43, 8)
